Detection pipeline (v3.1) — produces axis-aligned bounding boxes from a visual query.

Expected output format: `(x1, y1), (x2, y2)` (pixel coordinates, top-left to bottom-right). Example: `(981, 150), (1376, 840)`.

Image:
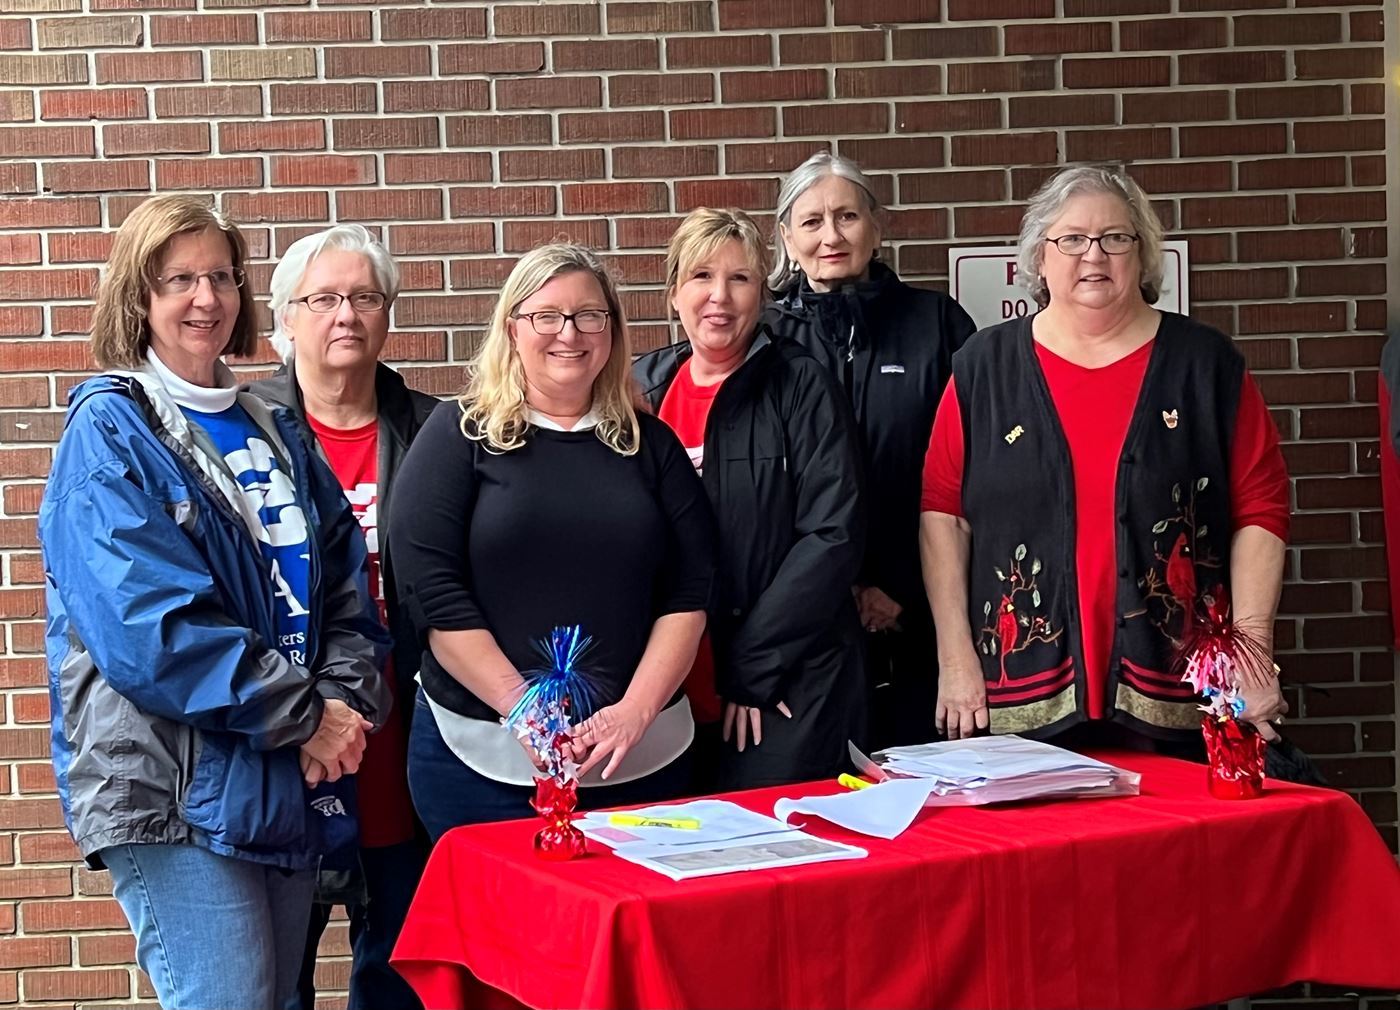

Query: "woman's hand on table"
(569, 697), (655, 781)
(722, 700), (793, 752)
(936, 653), (988, 741)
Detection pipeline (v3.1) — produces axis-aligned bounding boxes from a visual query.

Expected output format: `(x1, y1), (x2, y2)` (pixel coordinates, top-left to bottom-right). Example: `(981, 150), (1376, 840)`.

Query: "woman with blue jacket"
(40, 195), (390, 1010)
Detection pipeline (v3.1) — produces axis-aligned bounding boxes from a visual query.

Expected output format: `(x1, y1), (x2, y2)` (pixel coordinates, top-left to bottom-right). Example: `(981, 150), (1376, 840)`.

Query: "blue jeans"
(104, 843), (315, 1010)
(408, 689), (693, 842)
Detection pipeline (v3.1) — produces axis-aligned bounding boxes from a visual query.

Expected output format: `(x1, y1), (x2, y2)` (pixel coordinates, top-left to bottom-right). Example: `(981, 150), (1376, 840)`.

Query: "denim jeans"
(407, 689), (693, 842)
(297, 839), (428, 1010)
(103, 842), (315, 1010)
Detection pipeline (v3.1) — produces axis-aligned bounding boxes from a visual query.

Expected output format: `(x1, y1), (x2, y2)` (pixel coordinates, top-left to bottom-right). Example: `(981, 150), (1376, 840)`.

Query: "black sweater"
(388, 402), (717, 722)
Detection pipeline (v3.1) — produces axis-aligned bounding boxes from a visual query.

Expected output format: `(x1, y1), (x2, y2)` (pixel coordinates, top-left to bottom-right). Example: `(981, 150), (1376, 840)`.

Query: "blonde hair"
(91, 195), (257, 369)
(666, 207), (772, 302)
(458, 243), (639, 456)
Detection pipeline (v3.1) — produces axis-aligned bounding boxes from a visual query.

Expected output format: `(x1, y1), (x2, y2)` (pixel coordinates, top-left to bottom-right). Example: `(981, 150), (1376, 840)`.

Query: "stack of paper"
(855, 735), (1141, 807)
(578, 799), (867, 881)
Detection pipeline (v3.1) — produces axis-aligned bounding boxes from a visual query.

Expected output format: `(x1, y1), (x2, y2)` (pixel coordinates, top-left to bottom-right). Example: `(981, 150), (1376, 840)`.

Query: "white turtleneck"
(146, 348), (238, 414)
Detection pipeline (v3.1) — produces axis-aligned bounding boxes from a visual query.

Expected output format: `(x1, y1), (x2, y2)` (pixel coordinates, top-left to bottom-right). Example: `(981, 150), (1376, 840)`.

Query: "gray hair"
(1016, 164), (1164, 309)
(268, 224), (401, 364)
(770, 150), (882, 292)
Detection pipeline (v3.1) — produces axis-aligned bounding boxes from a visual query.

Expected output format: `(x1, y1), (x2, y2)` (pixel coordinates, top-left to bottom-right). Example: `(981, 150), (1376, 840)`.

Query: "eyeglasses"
(291, 291), (388, 314)
(511, 310), (610, 335)
(155, 268), (246, 294)
(1044, 233), (1140, 256)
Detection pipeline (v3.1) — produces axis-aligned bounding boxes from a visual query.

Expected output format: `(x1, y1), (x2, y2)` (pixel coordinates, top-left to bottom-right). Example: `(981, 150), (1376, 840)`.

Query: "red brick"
(0, 19), (30, 48)
(1237, 227), (1343, 263)
(494, 3), (600, 36)
(503, 219), (608, 253)
(219, 119), (323, 153)
(947, 0), (1053, 17)
(558, 110), (663, 143)
(723, 69), (827, 103)
(1127, 163), (1231, 195)
(1064, 55), (1169, 88)
(264, 10), (370, 42)
(499, 148), (604, 182)
(1240, 302), (1347, 336)
(1238, 156), (1346, 190)
(949, 59), (1057, 94)
(553, 39), (657, 72)
(671, 107), (775, 141)
(0, 92), (35, 125)
(380, 7), (484, 40)
(43, 160), (149, 194)
(0, 197), (99, 228)
(564, 182), (668, 215)
(335, 117), (438, 150)
(156, 156), (262, 190)
(1181, 195), (1288, 229)
(1296, 265), (1387, 298)
(954, 205), (1025, 239)
(447, 114), (550, 148)
(1236, 84), (1343, 120)
(23, 967), (130, 1001)
(1352, 155), (1385, 188)
(0, 53), (87, 85)
(270, 82), (376, 116)
(387, 224), (495, 256)
(497, 76), (601, 111)
(270, 154), (374, 187)
(36, 14), (142, 48)
(607, 2), (712, 33)
(675, 178), (777, 211)
(719, 0), (823, 27)
(1350, 10), (1383, 42)
(325, 45), (430, 79)
(0, 797), (64, 830)
(330, 189), (439, 223)
(840, 136), (945, 170)
(1009, 93), (1113, 128)
(723, 141), (824, 175)
(1122, 89), (1229, 124)
(783, 30), (885, 64)
(1191, 267), (1289, 302)
(834, 0), (940, 23)
(223, 191), (329, 224)
(1234, 12), (1342, 45)
(1005, 21), (1112, 55)
(384, 152), (493, 185)
(0, 235), (39, 266)
(837, 66), (941, 99)
(951, 132), (1057, 168)
(39, 87), (146, 120)
(1294, 120), (1385, 154)
(104, 121), (208, 156)
(607, 73), (713, 107)
(95, 49), (201, 84)
(1180, 124), (1287, 157)
(77, 934), (135, 967)
(150, 12), (256, 44)
(1179, 50), (1286, 85)
(785, 103), (888, 137)
(1066, 126), (1171, 161)
(41, 231), (108, 264)
(1294, 191), (1385, 224)
(899, 170), (1006, 205)
(394, 294), (498, 328)
(384, 80), (489, 114)
(0, 163), (36, 194)
(440, 42), (544, 76)
(667, 34), (770, 69)
(0, 125), (93, 158)
(0, 309), (43, 338)
(449, 186), (554, 218)
(1120, 16), (1226, 49)
(0, 937), (68, 970)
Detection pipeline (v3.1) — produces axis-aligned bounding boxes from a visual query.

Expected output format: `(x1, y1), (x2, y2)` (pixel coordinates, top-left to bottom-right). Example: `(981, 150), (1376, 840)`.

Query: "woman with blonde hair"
(634, 209), (866, 790)
(389, 243), (715, 838)
(40, 194), (389, 1009)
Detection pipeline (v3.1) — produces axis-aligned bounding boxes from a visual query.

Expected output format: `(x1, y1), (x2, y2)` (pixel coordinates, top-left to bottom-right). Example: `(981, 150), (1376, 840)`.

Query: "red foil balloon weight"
(530, 774), (587, 860)
(1203, 717), (1266, 800)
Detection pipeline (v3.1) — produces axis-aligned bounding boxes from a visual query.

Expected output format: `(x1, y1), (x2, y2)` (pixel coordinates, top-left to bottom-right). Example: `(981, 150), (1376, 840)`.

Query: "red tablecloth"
(392, 751), (1400, 1009)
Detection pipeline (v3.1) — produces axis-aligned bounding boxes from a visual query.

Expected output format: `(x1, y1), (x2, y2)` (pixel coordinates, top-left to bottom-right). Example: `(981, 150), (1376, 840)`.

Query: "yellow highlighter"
(838, 773), (874, 791)
(608, 813), (701, 830)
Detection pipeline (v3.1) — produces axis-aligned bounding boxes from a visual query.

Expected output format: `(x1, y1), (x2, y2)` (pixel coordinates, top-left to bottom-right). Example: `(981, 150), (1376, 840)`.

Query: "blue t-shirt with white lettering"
(183, 404), (311, 667)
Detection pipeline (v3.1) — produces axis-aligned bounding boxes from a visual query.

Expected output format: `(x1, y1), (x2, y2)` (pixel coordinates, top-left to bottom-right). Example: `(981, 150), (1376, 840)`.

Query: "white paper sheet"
(613, 831), (867, 881)
(773, 777), (938, 839)
(578, 798), (796, 849)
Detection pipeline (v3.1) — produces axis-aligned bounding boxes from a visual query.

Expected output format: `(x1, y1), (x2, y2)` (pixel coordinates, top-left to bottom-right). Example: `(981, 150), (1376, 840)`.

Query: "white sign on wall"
(949, 240), (1190, 332)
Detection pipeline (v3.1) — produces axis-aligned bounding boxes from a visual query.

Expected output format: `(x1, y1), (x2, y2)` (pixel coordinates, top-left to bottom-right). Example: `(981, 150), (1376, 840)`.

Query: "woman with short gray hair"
(766, 150), (976, 750)
(920, 164), (1289, 756)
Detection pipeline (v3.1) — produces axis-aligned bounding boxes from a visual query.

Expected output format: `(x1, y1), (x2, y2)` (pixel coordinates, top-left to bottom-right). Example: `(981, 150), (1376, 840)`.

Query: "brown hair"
(90, 195), (258, 369)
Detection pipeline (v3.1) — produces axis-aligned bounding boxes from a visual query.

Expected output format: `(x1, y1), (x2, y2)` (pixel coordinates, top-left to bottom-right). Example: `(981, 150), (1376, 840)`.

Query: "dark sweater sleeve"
(385, 401), (489, 634)
(642, 415), (718, 616)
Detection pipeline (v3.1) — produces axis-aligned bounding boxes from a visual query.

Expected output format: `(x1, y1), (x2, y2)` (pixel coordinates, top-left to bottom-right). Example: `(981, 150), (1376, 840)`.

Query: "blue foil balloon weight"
(504, 626), (597, 859)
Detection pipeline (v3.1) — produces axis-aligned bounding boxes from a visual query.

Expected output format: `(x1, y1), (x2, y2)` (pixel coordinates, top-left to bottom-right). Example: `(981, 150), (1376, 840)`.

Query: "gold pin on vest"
(1162, 409), (1179, 430)
(1004, 425), (1025, 444)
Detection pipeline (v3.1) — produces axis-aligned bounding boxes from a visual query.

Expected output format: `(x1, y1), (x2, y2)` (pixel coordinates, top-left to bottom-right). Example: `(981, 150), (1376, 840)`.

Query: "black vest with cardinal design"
(953, 312), (1241, 740)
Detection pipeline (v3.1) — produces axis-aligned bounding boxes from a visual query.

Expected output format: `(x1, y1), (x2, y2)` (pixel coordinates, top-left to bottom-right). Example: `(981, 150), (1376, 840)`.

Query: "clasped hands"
(300, 698), (373, 787)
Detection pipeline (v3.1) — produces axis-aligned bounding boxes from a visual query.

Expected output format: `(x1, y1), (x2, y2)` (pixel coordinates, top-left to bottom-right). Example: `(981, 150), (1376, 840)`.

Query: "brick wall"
(0, 0), (1393, 1006)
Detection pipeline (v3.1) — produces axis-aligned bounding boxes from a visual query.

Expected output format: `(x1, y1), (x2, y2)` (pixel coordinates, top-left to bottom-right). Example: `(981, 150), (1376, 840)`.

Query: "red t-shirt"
(307, 414), (416, 848)
(657, 359), (723, 723)
(921, 338), (1290, 718)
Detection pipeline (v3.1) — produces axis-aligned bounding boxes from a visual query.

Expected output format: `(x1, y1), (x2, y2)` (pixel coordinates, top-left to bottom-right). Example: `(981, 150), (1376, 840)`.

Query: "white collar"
(146, 348), (239, 414)
(527, 407), (601, 432)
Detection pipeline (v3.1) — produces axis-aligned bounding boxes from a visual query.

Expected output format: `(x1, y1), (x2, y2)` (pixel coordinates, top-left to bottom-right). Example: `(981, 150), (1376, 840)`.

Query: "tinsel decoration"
(504, 625), (596, 859)
(1177, 587), (1272, 800)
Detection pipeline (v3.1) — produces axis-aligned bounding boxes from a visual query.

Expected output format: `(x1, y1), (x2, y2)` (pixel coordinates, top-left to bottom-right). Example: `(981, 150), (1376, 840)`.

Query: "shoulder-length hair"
(769, 150), (882, 291)
(1016, 164), (1165, 309)
(90, 195), (257, 369)
(269, 224), (401, 364)
(666, 207), (772, 306)
(459, 243), (639, 456)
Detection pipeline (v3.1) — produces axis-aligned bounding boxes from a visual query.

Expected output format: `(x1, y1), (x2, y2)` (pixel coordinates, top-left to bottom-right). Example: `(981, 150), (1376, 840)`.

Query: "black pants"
(865, 621), (939, 752)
